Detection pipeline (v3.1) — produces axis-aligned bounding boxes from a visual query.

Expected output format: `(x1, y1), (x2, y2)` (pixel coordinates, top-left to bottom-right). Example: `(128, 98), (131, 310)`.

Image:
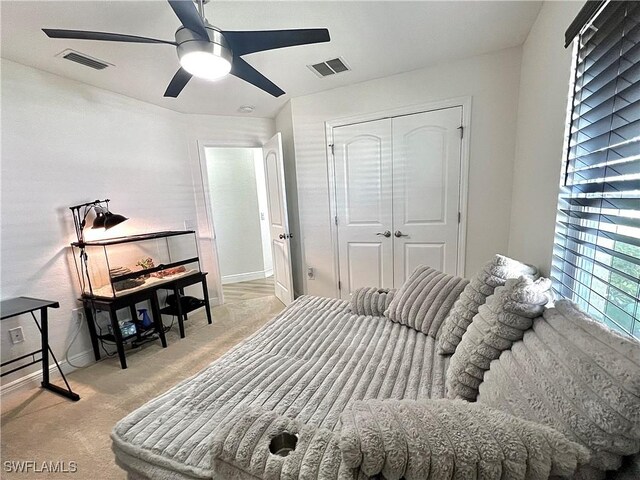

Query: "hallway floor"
(222, 276), (275, 303)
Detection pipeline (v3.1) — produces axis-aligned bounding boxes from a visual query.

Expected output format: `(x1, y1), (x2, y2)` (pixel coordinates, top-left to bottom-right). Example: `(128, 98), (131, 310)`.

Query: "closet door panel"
(393, 107), (463, 285)
(334, 119), (393, 300)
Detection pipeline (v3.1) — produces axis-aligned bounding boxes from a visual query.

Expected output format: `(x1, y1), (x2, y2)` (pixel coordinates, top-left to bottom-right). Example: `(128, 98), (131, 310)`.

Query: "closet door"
(333, 119), (393, 299)
(392, 107), (463, 285)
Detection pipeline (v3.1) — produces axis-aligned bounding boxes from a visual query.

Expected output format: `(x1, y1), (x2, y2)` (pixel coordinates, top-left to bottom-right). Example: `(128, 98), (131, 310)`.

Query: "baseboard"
(0, 349), (95, 398)
(222, 270), (272, 284)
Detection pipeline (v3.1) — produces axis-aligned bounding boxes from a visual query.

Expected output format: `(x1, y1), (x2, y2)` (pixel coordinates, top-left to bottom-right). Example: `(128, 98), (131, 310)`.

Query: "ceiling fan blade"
(221, 28), (330, 56)
(230, 57), (285, 97)
(167, 0), (208, 40)
(164, 68), (193, 98)
(42, 29), (177, 45)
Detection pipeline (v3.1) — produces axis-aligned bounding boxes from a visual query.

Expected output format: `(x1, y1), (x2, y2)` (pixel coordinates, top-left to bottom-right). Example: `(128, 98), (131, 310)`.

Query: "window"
(553, 0), (640, 338)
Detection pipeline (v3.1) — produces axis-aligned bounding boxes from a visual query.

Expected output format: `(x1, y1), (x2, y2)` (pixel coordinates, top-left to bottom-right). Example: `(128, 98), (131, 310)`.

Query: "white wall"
(507, 1), (582, 276)
(290, 47), (523, 297)
(0, 58), (274, 387)
(205, 147), (267, 283)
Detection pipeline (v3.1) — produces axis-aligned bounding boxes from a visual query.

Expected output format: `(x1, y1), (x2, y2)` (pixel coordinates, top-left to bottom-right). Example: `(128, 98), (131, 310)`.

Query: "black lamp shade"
(92, 211), (106, 229)
(104, 212), (128, 230)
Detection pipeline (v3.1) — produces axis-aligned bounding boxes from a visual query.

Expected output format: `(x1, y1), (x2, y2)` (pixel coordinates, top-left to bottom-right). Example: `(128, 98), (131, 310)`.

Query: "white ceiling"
(1, 1), (542, 118)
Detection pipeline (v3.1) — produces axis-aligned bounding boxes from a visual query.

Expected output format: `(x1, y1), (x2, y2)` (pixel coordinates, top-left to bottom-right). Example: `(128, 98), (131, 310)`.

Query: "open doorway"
(203, 147), (275, 304)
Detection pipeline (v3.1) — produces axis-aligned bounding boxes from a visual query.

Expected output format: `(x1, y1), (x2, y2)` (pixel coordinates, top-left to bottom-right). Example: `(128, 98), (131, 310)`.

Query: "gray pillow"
(478, 300), (640, 475)
(339, 398), (590, 480)
(349, 287), (395, 316)
(437, 254), (538, 355)
(446, 276), (552, 400)
(384, 265), (468, 337)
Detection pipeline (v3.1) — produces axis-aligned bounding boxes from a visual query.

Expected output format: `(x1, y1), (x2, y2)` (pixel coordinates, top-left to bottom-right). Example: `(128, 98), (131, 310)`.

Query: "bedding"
(384, 266), (468, 337)
(478, 300), (640, 476)
(437, 254), (537, 355)
(112, 295), (450, 480)
(446, 276), (552, 400)
(339, 399), (590, 480)
(349, 287), (395, 316)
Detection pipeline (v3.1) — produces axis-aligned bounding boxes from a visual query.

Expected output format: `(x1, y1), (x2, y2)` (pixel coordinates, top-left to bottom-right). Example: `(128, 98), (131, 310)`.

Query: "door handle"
(394, 230), (409, 238)
(279, 233), (293, 240)
(376, 230), (391, 238)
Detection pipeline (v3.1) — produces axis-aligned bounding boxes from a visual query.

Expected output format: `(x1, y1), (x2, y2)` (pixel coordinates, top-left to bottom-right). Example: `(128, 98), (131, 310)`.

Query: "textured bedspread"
(112, 295), (450, 479)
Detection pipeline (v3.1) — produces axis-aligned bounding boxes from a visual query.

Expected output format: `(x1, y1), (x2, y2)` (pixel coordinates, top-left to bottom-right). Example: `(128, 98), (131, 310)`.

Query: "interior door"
(263, 133), (294, 305)
(392, 107), (463, 284)
(333, 119), (393, 300)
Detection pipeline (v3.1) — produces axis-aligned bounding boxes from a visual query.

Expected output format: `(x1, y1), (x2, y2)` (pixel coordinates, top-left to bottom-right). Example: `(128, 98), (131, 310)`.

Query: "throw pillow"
(446, 276), (552, 400)
(437, 254), (537, 355)
(478, 300), (640, 475)
(384, 266), (468, 337)
(349, 287), (395, 316)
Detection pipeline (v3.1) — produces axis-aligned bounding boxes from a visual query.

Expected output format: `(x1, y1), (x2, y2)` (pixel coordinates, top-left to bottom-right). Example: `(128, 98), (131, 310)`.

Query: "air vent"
(56, 49), (113, 70)
(308, 57), (350, 78)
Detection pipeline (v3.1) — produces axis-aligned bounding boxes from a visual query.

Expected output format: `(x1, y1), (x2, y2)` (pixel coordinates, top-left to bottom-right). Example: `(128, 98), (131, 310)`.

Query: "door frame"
(325, 96), (472, 297)
(196, 140), (266, 305)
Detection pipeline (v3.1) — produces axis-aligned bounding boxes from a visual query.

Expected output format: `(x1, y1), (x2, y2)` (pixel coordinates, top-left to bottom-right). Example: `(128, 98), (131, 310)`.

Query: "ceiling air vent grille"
(308, 57), (350, 78)
(56, 49), (112, 70)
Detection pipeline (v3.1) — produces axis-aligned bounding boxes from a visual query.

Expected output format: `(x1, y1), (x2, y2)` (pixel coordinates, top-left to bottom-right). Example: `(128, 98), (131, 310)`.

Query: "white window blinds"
(553, 0), (640, 338)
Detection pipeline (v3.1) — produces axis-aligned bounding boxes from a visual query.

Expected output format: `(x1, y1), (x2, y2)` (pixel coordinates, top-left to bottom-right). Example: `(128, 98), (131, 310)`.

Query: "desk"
(1, 297), (80, 401)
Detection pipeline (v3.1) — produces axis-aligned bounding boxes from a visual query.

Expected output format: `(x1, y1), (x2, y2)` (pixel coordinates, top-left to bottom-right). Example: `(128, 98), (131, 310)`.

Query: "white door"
(263, 133), (294, 305)
(392, 107), (463, 284)
(333, 119), (394, 300)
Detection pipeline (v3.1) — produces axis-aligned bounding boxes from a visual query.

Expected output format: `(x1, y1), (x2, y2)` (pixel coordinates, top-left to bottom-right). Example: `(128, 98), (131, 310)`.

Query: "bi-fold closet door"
(333, 106), (463, 300)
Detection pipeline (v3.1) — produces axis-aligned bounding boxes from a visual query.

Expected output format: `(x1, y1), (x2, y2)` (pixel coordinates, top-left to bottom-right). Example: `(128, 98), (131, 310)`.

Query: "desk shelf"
(160, 299), (206, 317)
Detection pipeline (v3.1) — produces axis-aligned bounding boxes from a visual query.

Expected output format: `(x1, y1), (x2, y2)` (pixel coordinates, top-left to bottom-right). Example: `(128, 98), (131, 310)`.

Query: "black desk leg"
(202, 276), (213, 325)
(109, 306), (127, 369)
(150, 293), (167, 348)
(38, 309), (81, 401)
(84, 303), (101, 361)
(41, 307), (49, 385)
(174, 286), (185, 338)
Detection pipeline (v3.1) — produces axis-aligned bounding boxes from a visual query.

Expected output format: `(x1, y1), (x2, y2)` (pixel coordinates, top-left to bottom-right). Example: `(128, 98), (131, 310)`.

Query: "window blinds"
(553, 0), (640, 338)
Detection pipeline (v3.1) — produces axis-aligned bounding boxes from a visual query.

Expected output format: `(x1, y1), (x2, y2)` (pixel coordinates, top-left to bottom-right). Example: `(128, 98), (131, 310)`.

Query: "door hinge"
(329, 144), (335, 155)
(458, 125), (464, 139)
(334, 215), (338, 226)
(458, 212), (462, 223)
(338, 280), (342, 290)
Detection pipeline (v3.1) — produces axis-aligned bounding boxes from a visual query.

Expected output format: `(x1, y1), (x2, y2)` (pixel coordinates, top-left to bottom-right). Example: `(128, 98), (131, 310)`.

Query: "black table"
(1, 296), (80, 401)
(158, 272), (212, 338)
(83, 288), (167, 370)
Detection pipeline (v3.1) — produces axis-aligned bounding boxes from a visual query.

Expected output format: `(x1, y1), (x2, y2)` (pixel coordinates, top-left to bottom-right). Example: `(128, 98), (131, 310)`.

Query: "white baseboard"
(0, 349), (95, 398)
(222, 269), (272, 285)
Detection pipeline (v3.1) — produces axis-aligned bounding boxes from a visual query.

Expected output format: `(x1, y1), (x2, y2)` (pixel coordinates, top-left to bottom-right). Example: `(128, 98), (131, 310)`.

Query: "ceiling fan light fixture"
(179, 50), (231, 80)
(175, 26), (232, 82)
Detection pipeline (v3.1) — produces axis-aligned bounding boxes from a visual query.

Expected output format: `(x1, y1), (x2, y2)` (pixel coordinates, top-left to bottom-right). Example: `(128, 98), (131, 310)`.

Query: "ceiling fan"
(42, 0), (330, 98)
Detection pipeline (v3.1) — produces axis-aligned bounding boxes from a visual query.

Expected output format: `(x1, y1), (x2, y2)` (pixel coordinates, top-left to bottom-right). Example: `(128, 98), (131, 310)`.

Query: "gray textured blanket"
(112, 295), (450, 479)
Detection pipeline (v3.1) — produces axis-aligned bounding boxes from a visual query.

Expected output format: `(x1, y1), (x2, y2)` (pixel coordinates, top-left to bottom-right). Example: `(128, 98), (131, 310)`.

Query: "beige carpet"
(0, 296), (284, 479)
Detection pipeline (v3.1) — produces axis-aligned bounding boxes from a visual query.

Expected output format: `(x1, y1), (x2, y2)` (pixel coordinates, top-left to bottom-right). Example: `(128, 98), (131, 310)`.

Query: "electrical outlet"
(73, 308), (85, 324)
(307, 267), (315, 280)
(9, 327), (24, 344)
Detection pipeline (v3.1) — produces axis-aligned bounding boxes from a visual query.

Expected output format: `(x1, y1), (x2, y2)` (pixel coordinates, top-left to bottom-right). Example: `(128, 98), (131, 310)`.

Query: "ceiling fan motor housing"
(175, 25), (233, 66)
